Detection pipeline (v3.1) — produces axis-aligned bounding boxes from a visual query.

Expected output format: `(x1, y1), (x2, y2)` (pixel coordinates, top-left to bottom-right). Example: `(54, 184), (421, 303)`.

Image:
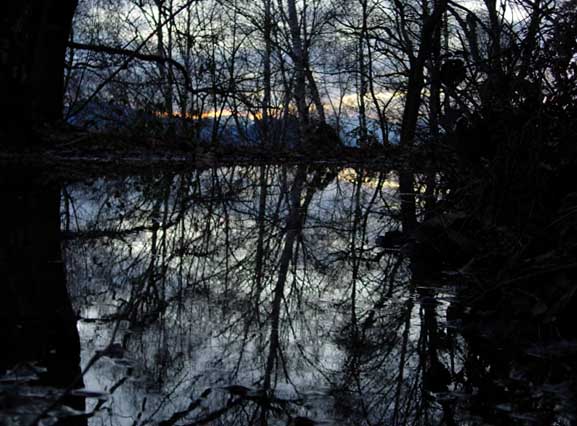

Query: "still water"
(0, 165), (575, 426)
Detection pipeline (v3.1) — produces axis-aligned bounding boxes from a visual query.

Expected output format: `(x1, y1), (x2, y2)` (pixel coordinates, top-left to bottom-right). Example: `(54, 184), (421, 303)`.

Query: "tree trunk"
(263, 166), (307, 390)
(399, 0), (447, 147)
(305, 66), (325, 122)
(0, 1), (78, 132)
(262, 0), (273, 144)
(357, 0), (369, 145)
(398, 0), (447, 233)
(0, 170), (85, 423)
(286, 0), (309, 129)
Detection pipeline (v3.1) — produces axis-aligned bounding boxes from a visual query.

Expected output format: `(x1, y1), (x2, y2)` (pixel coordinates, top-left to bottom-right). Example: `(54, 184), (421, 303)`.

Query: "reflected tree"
(0, 170), (85, 426)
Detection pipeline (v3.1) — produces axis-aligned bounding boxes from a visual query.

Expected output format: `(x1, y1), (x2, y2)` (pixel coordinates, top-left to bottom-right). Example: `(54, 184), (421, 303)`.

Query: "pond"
(0, 165), (575, 426)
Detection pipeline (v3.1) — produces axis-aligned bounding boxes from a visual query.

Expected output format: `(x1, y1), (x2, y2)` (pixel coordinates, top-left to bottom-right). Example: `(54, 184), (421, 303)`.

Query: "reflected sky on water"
(1, 165), (574, 426)
(62, 165), (461, 426)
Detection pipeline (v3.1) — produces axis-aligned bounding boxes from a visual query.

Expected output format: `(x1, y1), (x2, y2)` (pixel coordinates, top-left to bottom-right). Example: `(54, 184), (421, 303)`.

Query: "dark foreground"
(1, 162), (576, 426)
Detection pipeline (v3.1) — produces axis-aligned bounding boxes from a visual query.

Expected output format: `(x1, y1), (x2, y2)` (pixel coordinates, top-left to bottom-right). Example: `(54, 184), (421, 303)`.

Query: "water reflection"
(1, 165), (574, 426)
(59, 165), (457, 426)
(0, 171), (85, 426)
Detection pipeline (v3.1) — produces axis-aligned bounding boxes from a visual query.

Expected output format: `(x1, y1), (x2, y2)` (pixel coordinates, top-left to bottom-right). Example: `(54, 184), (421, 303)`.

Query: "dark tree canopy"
(0, 1), (77, 131)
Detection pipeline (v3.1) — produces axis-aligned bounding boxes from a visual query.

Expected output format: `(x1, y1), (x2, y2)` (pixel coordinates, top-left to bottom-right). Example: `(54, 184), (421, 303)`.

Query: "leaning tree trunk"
(0, 1), (78, 132)
(398, 0), (447, 233)
(399, 0), (447, 148)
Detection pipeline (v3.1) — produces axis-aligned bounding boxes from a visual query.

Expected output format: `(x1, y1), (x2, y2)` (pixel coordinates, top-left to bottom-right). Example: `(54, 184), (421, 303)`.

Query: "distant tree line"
(1, 0), (576, 150)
